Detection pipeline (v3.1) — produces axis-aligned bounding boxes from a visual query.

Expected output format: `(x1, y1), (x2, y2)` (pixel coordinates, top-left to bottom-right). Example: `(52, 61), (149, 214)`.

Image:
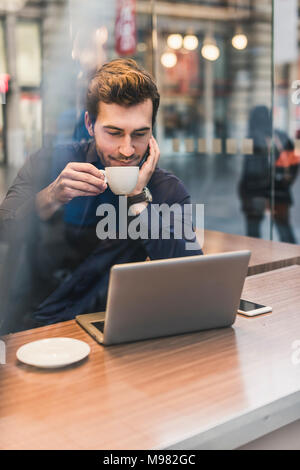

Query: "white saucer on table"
(16, 337), (91, 368)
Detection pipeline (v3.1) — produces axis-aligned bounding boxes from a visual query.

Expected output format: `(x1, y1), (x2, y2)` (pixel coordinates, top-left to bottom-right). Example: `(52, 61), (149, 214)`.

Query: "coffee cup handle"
(99, 169), (107, 183)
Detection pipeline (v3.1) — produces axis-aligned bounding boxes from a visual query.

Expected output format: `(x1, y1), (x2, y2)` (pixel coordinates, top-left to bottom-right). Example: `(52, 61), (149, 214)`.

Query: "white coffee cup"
(100, 166), (139, 195)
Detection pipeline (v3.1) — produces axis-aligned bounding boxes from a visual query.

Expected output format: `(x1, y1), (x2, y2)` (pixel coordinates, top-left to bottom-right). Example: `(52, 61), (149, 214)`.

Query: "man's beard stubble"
(95, 145), (141, 167)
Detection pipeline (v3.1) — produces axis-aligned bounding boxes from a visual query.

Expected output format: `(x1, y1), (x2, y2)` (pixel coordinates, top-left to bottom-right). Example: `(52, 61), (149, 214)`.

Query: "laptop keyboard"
(92, 321), (105, 333)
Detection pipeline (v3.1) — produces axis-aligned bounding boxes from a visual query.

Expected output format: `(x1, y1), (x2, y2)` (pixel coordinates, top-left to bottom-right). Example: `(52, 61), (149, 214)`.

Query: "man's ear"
(85, 111), (94, 137)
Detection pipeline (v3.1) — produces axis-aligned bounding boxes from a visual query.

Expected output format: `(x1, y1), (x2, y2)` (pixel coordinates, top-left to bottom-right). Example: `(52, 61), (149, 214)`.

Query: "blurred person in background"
(238, 105), (300, 243)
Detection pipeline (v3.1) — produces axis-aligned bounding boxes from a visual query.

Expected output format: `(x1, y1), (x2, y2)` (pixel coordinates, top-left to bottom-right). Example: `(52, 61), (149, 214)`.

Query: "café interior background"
(0, 0), (300, 244)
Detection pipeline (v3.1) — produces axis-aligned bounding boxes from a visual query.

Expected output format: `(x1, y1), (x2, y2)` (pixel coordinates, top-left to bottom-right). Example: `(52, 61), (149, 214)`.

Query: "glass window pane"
(0, 0), (277, 337)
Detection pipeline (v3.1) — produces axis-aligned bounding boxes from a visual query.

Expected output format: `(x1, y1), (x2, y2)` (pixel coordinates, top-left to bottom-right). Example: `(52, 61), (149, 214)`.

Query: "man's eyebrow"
(133, 127), (151, 132)
(103, 125), (151, 132)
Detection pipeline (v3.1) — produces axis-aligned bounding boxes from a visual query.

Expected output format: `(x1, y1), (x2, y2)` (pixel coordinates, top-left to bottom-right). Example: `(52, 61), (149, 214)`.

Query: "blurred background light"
(232, 33), (248, 50)
(167, 33), (183, 50)
(183, 34), (198, 51)
(161, 51), (177, 68)
(201, 37), (220, 61)
(137, 42), (147, 52)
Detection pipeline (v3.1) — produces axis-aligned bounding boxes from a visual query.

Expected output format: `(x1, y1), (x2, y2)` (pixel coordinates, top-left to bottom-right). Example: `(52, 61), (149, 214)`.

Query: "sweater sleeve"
(0, 155), (37, 240)
(0, 148), (53, 240)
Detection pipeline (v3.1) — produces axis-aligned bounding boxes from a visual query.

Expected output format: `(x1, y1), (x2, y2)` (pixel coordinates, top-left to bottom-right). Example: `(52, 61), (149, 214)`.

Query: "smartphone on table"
(238, 299), (272, 317)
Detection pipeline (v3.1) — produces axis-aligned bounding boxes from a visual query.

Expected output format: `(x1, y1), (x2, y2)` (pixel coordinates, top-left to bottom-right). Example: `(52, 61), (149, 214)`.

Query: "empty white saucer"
(16, 337), (91, 368)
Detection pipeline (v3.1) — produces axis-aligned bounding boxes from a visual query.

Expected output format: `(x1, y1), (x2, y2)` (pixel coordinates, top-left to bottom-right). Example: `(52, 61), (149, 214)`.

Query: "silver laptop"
(76, 250), (251, 346)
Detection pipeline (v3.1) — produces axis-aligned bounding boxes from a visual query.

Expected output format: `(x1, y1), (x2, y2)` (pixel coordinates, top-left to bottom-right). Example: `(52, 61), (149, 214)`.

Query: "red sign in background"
(115, 0), (136, 56)
(0, 74), (10, 94)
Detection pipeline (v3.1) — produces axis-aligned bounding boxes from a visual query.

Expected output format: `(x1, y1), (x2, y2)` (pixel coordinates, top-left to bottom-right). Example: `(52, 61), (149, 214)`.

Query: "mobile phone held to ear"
(139, 145), (150, 168)
(238, 299), (272, 317)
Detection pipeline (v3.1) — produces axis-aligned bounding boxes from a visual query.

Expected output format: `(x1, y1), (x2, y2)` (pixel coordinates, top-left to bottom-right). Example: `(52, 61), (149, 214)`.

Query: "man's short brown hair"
(86, 58), (160, 127)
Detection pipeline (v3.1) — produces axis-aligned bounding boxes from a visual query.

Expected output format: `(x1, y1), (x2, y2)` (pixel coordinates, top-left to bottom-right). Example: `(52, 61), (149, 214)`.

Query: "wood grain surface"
(1, 266), (300, 450)
(199, 230), (300, 275)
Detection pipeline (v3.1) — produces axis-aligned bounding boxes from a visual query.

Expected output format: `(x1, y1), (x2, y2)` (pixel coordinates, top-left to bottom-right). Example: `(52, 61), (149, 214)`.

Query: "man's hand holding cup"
(36, 162), (107, 220)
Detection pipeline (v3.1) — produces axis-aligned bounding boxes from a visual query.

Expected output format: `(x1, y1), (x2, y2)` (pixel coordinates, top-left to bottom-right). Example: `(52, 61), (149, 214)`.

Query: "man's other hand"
(128, 136), (160, 197)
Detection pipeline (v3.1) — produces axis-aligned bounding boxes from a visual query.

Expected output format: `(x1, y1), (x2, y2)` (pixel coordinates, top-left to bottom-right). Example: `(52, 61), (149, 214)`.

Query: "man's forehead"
(97, 99), (153, 128)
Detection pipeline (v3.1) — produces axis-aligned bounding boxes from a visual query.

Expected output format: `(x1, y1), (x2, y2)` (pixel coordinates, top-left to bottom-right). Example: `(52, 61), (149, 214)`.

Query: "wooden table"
(199, 229), (300, 275)
(1, 265), (300, 450)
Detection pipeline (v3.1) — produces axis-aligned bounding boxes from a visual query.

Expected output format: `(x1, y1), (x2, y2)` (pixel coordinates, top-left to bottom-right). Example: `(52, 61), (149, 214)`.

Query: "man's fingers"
(67, 162), (105, 179)
(62, 169), (105, 189)
(61, 178), (106, 195)
(138, 137), (160, 179)
(62, 188), (100, 202)
(148, 136), (160, 170)
(151, 136), (160, 157)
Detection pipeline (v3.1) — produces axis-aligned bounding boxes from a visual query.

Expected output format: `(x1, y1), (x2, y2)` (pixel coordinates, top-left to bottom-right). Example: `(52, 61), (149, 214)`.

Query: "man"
(0, 58), (202, 332)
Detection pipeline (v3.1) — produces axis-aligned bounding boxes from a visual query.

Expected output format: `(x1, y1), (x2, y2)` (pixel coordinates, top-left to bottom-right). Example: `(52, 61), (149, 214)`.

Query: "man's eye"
(108, 132), (121, 136)
(133, 133), (146, 138)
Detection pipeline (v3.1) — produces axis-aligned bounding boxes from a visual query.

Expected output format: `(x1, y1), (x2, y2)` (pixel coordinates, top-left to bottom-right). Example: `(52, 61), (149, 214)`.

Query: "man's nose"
(119, 136), (135, 157)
